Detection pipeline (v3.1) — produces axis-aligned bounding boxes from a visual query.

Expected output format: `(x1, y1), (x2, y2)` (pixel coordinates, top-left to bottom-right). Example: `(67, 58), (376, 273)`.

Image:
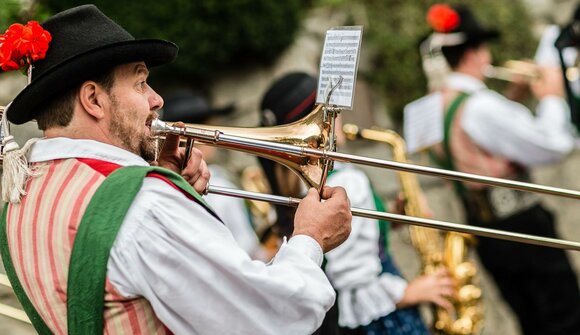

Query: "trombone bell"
(151, 104), (332, 189)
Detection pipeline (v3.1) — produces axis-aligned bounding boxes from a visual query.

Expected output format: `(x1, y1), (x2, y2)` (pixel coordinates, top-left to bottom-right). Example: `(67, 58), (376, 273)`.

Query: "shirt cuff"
(287, 235), (324, 266)
(537, 95), (570, 124)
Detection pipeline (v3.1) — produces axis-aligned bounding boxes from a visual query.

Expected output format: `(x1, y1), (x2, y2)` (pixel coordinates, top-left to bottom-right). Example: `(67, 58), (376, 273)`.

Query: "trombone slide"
(208, 185), (580, 251)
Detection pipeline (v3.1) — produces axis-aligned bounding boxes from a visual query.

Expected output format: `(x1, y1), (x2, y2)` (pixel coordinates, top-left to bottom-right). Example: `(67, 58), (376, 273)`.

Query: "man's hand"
(531, 66), (565, 99)
(155, 122), (211, 194)
(293, 186), (352, 252)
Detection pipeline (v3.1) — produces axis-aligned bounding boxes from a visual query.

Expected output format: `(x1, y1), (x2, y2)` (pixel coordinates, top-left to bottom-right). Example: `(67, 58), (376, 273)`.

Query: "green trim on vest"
(1, 203), (52, 334)
(68, 166), (212, 334)
(442, 92), (470, 196)
(1, 165), (213, 334)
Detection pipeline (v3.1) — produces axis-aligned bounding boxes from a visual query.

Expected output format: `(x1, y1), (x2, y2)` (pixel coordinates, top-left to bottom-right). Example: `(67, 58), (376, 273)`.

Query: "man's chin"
(140, 139), (158, 163)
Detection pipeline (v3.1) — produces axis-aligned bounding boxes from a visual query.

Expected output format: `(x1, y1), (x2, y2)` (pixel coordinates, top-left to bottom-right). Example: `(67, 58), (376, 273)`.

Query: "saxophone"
(343, 124), (483, 335)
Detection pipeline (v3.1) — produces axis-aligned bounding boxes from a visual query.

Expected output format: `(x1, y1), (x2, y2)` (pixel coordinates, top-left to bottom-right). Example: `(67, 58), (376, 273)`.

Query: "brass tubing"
(0, 274), (31, 324)
(151, 120), (580, 200)
(207, 185), (580, 251)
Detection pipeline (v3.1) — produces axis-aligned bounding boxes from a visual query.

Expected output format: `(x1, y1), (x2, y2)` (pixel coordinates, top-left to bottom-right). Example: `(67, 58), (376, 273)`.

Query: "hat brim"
(465, 29), (500, 43)
(7, 39), (178, 124)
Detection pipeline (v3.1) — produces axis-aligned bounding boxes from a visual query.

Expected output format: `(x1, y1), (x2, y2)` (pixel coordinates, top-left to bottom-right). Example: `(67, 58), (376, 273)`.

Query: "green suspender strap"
(1, 166), (213, 335)
(442, 92), (470, 196)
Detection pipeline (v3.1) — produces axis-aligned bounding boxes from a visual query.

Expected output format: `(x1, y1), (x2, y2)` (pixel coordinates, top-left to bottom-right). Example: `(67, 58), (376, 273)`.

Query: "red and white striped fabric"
(433, 94), (519, 190)
(5, 158), (172, 335)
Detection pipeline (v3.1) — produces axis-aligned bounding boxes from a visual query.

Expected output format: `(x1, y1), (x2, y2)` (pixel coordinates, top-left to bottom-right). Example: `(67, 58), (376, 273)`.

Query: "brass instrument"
(150, 105), (580, 251)
(0, 273), (31, 324)
(343, 124), (482, 335)
(483, 60), (540, 82)
(240, 166), (281, 259)
(484, 59), (580, 83)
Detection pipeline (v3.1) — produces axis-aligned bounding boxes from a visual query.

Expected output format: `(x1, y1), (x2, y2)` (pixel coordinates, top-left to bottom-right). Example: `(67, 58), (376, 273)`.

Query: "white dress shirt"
(325, 162), (407, 328)
(28, 138), (334, 335)
(447, 73), (575, 166)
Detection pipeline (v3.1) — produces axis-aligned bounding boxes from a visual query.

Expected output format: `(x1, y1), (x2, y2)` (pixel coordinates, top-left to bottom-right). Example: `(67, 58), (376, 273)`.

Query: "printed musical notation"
(316, 26), (363, 109)
(403, 92), (444, 154)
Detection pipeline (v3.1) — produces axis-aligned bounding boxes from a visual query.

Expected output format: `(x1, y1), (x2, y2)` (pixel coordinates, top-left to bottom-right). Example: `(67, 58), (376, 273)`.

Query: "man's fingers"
(192, 167), (211, 194)
(303, 188), (321, 202)
(320, 186), (348, 201)
(181, 147), (204, 179)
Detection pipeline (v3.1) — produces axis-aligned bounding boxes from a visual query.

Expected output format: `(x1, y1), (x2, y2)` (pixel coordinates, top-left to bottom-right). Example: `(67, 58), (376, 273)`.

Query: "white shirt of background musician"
(325, 162), (408, 328)
(447, 72), (575, 166)
(204, 164), (260, 257)
(28, 137), (334, 335)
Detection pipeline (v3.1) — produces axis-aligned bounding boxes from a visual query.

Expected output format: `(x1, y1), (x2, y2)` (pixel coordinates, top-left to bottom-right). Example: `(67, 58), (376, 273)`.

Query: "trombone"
(151, 104), (580, 251)
(0, 273), (31, 324)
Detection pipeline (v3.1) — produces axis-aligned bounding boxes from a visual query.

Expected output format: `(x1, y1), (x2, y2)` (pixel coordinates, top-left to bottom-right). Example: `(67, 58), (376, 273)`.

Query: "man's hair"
(442, 40), (484, 69)
(36, 69), (116, 130)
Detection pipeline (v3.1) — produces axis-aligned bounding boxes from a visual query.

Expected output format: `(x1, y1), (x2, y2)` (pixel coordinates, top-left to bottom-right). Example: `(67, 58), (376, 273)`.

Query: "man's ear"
(78, 81), (109, 120)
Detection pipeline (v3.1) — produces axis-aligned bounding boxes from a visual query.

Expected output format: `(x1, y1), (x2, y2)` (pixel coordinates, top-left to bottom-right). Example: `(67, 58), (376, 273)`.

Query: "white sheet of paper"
(316, 26), (363, 109)
(403, 92), (444, 154)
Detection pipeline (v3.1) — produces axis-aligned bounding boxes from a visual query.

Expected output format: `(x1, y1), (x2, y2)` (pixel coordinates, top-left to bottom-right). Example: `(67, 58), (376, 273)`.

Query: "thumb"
(303, 188), (321, 202)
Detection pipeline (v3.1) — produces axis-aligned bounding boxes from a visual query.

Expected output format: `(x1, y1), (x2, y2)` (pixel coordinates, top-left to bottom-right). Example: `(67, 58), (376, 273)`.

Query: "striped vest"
(4, 158), (172, 334)
(432, 92), (539, 222)
(431, 92), (518, 189)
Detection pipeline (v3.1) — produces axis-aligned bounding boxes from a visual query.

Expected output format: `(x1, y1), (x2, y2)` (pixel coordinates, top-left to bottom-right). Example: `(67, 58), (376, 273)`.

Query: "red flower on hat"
(427, 4), (460, 33)
(0, 21), (52, 72)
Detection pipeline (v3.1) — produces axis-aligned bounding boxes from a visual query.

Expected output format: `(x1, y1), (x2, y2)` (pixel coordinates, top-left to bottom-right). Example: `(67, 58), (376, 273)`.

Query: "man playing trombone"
(411, 3), (580, 334)
(0, 5), (352, 334)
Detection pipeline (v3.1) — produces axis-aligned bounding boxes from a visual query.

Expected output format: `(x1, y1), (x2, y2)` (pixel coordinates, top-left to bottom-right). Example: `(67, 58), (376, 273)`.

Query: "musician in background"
(554, 4), (580, 133)
(161, 89), (272, 260)
(260, 72), (455, 335)
(0, 5), (352, 334)
(410, 4), (580, 334)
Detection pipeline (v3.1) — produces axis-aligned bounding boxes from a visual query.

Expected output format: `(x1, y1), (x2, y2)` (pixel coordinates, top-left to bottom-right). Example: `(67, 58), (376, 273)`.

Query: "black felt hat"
(425, 4), (499, 48)
(7, 4), (178, 124)
(260, 72), (317, 126)
(162, 90), (235, 124)
(449, 5), (499, 43)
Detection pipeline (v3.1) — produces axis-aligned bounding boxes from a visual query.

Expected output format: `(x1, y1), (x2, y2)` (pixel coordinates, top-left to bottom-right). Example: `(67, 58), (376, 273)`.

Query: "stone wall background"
(2, 1), (580, 334)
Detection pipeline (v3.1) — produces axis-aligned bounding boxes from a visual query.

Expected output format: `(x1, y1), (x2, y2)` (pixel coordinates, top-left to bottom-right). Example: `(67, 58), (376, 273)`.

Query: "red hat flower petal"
(0, 20), (52, 73)
(427, 4), (460, 33)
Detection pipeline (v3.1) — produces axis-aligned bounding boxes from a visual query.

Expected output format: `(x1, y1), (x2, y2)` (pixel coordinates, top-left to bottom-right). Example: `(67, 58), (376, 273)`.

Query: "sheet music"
(403, 92), (444, 154)
(316, 26), (363, 109)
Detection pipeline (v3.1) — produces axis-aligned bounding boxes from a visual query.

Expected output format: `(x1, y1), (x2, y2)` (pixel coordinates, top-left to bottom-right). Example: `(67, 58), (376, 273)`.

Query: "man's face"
(106, 62), (163, 161)
(474, 43), (492, 71)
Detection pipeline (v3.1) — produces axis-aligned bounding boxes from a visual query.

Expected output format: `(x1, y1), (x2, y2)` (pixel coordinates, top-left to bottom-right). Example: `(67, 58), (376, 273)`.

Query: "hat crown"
(33, 5), (134, 81)
(260, 72), (317, 126)
(450, 6), (485, 35)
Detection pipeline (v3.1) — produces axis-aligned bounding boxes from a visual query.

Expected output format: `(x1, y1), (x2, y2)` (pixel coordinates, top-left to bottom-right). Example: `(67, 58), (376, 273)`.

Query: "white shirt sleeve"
(325, 166), (407, 328)
(107, 177), (334, 335)
(462, 91), (575, 167)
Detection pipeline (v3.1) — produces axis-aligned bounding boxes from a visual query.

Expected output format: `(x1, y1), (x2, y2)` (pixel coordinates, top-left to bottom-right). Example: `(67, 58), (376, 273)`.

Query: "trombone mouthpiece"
(150, 118), (172, 136)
